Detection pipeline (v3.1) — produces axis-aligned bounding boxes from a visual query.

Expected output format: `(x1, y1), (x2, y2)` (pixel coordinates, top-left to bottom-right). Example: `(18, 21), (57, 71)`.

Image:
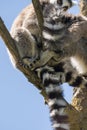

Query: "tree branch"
(69, 2), (87, 127)
(32, 0), (43, 37)
(71, 87), (87, 130)
(79, 0), (87, 16)
(0, 17), (47, 100)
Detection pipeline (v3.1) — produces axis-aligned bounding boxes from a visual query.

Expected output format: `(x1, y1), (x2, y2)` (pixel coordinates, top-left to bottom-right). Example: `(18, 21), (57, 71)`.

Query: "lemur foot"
(55, 72), (65, 84)
(28, 50), (62, 70)
(18, 59), (30, 69)
(18, 50), (64, 70)
(28, 50), (64, 70)
(18, 56), (40, 70)
(29, 57), (40, 70)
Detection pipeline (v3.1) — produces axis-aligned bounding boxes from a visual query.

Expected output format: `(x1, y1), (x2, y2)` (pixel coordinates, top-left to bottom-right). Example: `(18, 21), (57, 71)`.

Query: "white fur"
(70, 57), (87, 74)
(80, 15), (87, 21)
(44, 22), (65, 30)
(49, 0), (78, 7)
(48, 98), (67, 107)
(62, 0), (70, 7)
(53, 123), (70, 130)
(72, 0), (78, 5)
(43, 31), (54, 40)
(43, 29), (64, 41)
(45, 84), (62, 93)
(50, 108), (66, 117)
(43, 73), (50, 84)
(49, 0), (57, 4)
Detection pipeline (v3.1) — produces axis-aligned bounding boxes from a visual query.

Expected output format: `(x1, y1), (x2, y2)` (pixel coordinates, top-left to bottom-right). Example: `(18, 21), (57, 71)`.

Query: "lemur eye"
(57, 0), (62, 5)
(63, 6), (68, 11)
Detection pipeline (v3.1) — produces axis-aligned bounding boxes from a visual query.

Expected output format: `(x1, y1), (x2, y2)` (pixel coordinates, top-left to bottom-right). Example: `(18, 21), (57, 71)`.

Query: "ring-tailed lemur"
(9, 0), (87, 130)
(27, 0), (87, 72)
(10, 0), (78, 68)
(25, 0), (87, 87)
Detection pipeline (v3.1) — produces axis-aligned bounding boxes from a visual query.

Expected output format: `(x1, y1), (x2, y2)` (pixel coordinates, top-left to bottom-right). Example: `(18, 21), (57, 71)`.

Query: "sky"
(0, 1), (79, 130)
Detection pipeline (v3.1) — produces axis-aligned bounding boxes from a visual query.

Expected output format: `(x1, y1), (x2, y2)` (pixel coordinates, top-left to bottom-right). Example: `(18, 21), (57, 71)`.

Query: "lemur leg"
(11, 27), (39, 68)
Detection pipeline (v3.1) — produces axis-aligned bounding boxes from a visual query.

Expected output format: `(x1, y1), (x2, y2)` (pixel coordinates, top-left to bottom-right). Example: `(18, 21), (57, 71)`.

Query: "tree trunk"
(69, 1), (87, 129)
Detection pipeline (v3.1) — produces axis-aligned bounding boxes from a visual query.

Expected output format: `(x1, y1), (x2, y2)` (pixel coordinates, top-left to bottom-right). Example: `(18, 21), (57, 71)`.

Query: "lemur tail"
(36, 66), (70, 130)
(35, 59), (87, 130)
(52, 61), (87, 88)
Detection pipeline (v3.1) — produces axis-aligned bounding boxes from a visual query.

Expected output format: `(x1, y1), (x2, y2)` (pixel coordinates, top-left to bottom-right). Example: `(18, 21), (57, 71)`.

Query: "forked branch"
(0, 17), (47, 99)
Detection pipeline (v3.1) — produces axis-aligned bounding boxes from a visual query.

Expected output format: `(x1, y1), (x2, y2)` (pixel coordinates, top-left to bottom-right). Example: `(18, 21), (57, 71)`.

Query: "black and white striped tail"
(52, 61), (87, 88)
(35, 61), (87, 130)
(36, 66), (70, 130)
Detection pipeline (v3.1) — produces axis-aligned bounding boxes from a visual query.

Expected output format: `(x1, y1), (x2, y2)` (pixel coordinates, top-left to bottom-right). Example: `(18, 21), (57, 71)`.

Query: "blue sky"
(0, 1), (79, 130)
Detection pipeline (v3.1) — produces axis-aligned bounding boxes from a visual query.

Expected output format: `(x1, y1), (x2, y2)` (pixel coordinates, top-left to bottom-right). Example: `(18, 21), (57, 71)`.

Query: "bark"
(71, 87), (87, 130)
(79, 0), (87, 16)
(32, 0), (43, 37)
(70, 1), (87, 130)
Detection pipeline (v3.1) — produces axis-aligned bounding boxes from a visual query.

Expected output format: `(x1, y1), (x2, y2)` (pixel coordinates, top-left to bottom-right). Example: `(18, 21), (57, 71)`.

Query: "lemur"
(9, 0), (87, 130)
(14, 0), (87, 79)
(28, 0), (87, 73)
(10, 0), (78, 68)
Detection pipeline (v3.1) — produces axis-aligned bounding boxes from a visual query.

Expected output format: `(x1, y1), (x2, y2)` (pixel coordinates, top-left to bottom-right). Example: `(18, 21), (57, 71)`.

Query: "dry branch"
(32, 0), (43, 37)
(0, 17), (47, 100)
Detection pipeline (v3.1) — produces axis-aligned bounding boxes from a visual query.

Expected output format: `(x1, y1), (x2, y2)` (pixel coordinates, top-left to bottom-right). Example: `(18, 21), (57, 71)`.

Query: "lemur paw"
(29, 57), (40, 70)
(18, 57), (40, 70)
(18, 60), (30, 69)
(56, 72), (65, 84)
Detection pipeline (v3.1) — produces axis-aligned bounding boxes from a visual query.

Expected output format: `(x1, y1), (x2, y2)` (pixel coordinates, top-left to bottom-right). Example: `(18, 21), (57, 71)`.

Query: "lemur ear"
(72, 0), (78, 6)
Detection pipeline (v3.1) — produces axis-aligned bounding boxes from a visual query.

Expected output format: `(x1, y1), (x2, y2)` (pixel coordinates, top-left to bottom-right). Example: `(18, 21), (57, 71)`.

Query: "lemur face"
(49, 0), (77, 11)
